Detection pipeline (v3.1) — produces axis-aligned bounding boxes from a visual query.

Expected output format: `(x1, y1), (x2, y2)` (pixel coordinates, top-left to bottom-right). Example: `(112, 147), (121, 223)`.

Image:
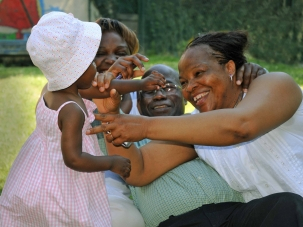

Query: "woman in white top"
(87, 30), (303, 226)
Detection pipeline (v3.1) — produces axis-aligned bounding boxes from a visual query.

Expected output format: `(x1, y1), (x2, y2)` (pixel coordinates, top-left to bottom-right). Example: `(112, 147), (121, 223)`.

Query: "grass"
(0, 67), (46, 194)
(0, 55), (302, 194)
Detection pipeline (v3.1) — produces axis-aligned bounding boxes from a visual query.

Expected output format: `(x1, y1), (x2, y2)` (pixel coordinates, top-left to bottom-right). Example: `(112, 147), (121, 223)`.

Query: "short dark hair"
(95, 18), (139, 54)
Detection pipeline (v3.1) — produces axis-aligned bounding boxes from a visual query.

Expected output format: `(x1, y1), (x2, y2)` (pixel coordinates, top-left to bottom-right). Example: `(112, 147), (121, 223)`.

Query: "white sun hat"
(26, 11), (101, 91)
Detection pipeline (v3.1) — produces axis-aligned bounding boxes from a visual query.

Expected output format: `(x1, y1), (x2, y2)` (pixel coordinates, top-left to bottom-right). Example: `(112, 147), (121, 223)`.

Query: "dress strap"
(57, 101), (88, 118)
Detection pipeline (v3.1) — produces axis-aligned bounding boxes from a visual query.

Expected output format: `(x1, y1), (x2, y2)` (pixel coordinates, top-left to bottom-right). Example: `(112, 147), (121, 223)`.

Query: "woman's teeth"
(193, 91), (209, 102)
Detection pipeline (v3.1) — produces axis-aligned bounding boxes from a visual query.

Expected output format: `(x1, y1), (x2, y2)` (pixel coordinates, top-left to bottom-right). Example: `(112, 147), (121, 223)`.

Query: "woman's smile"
(193, 90), (209, 105)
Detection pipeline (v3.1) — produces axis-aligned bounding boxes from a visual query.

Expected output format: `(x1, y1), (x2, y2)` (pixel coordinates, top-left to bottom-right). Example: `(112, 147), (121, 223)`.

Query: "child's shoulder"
(43, 91), (81, 111)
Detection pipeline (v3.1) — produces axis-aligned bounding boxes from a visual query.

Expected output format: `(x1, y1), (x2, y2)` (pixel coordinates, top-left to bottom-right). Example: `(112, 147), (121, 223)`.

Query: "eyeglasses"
(140, 83), (181, 97)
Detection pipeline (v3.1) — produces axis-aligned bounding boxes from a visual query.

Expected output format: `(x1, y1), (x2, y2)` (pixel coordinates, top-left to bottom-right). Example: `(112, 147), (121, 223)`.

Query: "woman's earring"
(229, 74), (233, 81)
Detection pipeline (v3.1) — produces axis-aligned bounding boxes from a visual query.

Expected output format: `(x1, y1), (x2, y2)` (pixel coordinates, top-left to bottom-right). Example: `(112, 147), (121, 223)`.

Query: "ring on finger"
(106, 122), (111, 135)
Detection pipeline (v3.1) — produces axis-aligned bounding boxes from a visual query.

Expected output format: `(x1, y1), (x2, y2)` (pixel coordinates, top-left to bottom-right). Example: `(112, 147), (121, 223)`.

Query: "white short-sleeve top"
(195, 91), (303, 202)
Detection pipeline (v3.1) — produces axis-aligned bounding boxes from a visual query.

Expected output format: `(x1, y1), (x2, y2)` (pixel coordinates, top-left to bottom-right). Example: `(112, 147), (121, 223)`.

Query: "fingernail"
(243, 89), (248, 93)
(236, 80), (241, 85)
(141, 67), (145, 71)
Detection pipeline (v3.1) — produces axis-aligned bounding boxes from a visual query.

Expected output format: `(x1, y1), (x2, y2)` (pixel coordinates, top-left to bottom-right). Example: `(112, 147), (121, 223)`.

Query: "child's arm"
(80, 74), (166, 100)
(80, 53), (160, 99)
(58, 103), (131, 178)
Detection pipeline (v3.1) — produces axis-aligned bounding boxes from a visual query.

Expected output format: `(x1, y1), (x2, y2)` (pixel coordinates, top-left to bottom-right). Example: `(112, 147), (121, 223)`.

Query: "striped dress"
(0, 98), (111, 226)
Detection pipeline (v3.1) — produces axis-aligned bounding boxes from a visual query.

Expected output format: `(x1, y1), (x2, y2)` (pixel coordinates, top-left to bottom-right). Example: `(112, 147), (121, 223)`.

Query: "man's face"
(138, 65), (185, 117)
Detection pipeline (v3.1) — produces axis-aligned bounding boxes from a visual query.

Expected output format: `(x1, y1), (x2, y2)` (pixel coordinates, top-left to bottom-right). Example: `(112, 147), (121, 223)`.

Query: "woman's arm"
(88, 72), (302, 146)
(104, 138), (197, 186)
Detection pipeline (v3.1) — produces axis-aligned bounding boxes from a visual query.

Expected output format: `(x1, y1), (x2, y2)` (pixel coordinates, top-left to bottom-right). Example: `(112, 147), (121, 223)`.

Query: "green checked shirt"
(131, 140), (244, 227)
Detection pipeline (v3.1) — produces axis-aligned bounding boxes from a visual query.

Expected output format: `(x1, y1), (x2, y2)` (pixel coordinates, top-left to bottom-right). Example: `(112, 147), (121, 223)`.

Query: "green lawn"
(0, 55), (302, 194)
(0, 67), (46, 193)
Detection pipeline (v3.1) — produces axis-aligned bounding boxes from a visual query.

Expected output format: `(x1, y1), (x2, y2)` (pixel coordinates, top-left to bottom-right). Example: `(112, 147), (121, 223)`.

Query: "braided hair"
(186, 30), (249, 70)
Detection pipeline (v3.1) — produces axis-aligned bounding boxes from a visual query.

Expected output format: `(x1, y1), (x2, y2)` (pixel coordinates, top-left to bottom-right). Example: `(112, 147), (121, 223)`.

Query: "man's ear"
(136, 91), (142, 114)
(226, 60), (236, 75)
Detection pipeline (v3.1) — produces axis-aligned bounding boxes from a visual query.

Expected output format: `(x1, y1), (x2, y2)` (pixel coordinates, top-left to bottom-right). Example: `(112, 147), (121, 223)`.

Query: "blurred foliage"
(93, 0), (303, 65)
(93, 0), (138, 15)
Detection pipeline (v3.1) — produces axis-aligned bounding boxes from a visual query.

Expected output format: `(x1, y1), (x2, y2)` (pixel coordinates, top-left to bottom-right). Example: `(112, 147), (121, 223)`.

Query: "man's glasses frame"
(140, 83), (181, 97)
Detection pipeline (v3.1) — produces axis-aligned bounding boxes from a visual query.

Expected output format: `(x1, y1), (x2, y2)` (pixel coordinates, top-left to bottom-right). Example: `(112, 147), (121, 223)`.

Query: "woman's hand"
(93, 89), (121, 114)
(236, 63), (268, 92)
(86, 113), (149, 145)
(108, 53), (149, 79)
(140, 70), (166, 91)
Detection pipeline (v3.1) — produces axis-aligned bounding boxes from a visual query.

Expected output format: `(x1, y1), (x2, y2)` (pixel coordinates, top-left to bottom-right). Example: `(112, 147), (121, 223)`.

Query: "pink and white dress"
(0, 98), (111, 226)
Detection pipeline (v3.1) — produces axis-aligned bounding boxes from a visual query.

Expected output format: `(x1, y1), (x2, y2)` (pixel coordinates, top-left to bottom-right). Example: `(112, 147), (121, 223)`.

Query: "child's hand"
(110, 155), (131, 178)
(108, 53), (149, 79)
(140, 70), (166, 91)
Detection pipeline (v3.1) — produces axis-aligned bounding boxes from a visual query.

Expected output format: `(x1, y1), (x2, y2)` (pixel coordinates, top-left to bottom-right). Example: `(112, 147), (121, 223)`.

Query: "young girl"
(0, 12), (164, 226)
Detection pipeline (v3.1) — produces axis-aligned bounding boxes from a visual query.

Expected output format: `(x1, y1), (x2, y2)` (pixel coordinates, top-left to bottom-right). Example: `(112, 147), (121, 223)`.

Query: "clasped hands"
(92, 53), (149, 92)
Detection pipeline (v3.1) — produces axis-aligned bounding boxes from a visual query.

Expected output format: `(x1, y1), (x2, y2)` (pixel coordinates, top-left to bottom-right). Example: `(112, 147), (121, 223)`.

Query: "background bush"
(93, 0), (303, 64)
